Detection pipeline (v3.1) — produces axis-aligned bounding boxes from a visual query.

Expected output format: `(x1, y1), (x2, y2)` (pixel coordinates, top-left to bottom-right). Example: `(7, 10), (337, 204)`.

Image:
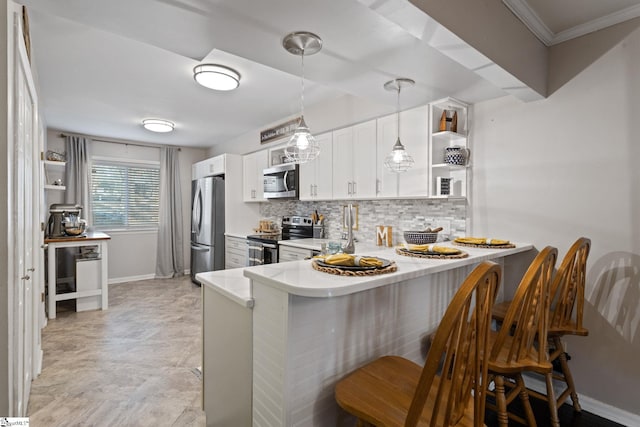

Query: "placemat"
(395, 247), (469, 259)
(311, 260), (397, 276)
(452, 241), (516, 249)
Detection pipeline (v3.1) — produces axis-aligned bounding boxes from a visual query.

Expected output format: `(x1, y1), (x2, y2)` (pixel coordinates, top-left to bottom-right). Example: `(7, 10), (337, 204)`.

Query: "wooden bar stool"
(335, 261), (501, 427)
(486, 246), (558, 427)
(494, 238), (591, 415)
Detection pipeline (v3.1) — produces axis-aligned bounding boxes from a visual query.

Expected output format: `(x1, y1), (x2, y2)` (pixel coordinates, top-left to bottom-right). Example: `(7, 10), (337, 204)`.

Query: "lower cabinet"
(225, 236), (247, 269)
(278, 245), (312, 262)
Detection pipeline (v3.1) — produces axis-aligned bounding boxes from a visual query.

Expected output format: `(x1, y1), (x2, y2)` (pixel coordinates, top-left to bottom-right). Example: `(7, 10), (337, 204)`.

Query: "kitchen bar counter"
(199, 241), (533, 426)
(245, 242), (532, 297)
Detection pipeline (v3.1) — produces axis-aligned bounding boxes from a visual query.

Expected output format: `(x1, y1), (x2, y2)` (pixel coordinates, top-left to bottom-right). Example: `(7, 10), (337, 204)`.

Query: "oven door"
(247, 240), (264, 266)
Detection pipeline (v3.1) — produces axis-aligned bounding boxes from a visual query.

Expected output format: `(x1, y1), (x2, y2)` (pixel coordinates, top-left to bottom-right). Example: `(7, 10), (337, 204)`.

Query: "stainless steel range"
(246, 216), (314, 265)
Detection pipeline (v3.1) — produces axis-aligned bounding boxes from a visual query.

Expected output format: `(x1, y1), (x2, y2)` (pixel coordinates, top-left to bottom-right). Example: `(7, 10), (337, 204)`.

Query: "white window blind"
(91, 160), (160, 229)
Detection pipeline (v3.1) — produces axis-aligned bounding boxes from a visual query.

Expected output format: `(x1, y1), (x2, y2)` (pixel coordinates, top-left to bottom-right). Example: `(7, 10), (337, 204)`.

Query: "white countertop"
(278, 238), (381, 253)
(196, 268), (254, 308)
(225, 232), (248, 239)
(244, 242), (533, 298)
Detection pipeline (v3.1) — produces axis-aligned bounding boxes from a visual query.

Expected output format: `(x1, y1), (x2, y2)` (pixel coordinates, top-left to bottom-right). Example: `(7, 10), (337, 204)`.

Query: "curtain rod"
(58, 132), (182, 151)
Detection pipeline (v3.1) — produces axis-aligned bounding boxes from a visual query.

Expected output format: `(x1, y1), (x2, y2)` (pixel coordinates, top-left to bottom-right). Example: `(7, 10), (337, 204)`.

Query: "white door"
(398, 106), (429, 197)
(11, 8), (38, 415)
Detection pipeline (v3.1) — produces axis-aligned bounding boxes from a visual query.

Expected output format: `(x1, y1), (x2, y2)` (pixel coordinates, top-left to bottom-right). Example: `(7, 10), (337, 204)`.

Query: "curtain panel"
(156, 147), (184, 278)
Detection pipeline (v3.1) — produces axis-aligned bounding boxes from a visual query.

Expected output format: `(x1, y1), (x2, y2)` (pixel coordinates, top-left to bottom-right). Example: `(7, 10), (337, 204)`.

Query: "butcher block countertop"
(45, 230), (111, 243)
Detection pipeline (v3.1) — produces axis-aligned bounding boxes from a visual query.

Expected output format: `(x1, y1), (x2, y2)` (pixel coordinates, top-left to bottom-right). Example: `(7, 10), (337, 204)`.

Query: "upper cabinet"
(428, 98), (469, 199)
(242, 150), (268, 202)
(376, 105), (429, 198)
(299, 131), (333, 200)
(332, 120), (377, 199)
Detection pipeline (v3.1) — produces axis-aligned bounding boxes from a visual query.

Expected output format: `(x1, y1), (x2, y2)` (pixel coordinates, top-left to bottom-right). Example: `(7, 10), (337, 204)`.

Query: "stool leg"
(494, 375), (509, 427)
(516, 374), (537, 427)
(545, 372), (561, 427)
(555, 337), (582, 412)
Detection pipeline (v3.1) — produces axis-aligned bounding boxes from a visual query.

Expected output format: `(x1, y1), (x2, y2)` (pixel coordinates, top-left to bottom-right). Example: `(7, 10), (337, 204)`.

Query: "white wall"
(46, 130), (208, 282)
(209, 93), (393, 157)
(471, 29), (640, 418)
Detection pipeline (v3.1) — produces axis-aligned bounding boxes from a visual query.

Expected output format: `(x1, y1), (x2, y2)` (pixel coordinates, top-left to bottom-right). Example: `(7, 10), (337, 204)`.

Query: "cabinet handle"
(352, 181), (357, 195)
(21, 275), (30, 281)
(310, 184), (314, 197)
(348, 182), (352, 195)
(28, 267), (35, 272)
(314, 184), (318, 196)
(376, 179), (380, 194)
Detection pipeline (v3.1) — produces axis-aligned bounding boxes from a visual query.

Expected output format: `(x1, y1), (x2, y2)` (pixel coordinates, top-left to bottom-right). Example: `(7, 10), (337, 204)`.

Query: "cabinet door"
(242, 151), (267, 202)
(332, 127), (353, 199)
(376, 113), (400, 197)
(299, 131), (332, 200)
(398, 106), (429, 197)
(314, 132), (333, 200)
(351, 120), (377, 198)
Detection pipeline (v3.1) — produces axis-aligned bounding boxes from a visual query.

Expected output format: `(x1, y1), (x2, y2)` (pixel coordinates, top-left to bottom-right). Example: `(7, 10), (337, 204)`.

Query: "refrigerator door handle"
(192, 184), (203, 235)
(191, 244), (209, 252)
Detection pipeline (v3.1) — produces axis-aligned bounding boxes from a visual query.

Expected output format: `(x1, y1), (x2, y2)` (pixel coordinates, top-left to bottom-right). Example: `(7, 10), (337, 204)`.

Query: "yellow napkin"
(403, 244), (461, 255)
(319, 253), (383, 267)
(454, 237), (510, 245)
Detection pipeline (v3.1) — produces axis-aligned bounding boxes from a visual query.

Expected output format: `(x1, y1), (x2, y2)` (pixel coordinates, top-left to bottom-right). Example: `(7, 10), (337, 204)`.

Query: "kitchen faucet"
(342, 204), (356, 254)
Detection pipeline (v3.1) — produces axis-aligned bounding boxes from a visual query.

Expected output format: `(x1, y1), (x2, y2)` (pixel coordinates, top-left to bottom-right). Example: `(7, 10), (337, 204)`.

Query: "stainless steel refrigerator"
(190, 175), (225, 284)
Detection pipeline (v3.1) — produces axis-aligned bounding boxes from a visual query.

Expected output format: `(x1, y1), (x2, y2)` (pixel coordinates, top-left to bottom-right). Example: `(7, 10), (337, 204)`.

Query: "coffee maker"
(47, 204), (82, 238)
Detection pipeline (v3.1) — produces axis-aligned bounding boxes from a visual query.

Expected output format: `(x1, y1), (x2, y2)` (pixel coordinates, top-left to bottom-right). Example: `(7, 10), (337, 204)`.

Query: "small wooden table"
(45, 231), (110, 319)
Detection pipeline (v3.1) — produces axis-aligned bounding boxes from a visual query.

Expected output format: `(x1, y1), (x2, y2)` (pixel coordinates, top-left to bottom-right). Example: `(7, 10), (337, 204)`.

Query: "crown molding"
(503, 0), (640, 46)
(502, 0), (554, 46)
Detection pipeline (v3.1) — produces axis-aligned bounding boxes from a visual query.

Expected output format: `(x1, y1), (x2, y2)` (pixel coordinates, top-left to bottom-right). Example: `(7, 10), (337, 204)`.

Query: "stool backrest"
(549, 237), (591, 335)
(490, 246), (557, 366)
(406, 261), (501, 427)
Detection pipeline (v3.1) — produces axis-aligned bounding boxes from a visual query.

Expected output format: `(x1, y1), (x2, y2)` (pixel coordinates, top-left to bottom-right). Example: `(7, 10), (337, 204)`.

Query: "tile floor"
(27, 276), (205, 427)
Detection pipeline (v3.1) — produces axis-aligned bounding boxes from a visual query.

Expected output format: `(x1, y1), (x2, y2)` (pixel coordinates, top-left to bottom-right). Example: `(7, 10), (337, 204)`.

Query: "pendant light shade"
(193, 64), (240, 91)
(383, 78), (415, 173)
(142, 118), (175, 133)
(282, 31), (322, 164)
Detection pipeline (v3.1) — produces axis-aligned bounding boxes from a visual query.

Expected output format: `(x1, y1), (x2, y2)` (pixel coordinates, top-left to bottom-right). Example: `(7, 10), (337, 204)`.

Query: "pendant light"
(383, 78), (415, 173)
(282, 31), (322, 164)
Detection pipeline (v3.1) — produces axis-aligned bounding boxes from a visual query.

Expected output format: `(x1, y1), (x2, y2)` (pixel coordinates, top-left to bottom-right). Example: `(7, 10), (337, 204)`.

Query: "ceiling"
(21, 0), (640, 148)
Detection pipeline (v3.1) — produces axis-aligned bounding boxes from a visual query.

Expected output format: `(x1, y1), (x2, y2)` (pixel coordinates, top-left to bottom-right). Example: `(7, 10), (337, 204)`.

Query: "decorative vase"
(444, 146), (470, 166)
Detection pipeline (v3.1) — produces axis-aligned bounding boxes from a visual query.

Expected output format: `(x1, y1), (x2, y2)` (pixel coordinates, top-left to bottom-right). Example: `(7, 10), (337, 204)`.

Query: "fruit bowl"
(404, 231), (438, 245)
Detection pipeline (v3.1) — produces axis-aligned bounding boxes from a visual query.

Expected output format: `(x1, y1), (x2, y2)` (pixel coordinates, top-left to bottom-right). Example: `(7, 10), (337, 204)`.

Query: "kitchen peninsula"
(198, 242), (533, 426)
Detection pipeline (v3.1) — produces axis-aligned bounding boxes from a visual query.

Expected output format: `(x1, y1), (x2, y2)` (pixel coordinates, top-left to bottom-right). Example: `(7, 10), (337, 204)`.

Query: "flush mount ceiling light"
(282, 31), (322, 164)
(142, 119), (175, 133)
(384, 78), (415, 173)
(193, 64), (241, 91)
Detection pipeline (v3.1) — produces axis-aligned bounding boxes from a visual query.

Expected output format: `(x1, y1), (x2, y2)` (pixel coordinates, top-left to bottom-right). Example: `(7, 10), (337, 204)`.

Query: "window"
(91, 160), (160, 229)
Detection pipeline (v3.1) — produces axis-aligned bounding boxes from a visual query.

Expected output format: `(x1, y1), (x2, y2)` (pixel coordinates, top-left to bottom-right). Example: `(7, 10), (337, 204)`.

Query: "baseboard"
(523, 373), (640, 425)
(108, 274), (156, 284)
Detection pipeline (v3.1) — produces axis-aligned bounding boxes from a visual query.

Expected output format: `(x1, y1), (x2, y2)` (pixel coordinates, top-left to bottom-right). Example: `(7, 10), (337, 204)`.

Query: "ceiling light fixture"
(383, 78), (415, 173)
(193, 64), (241, 91)
(282, 31), (322, 164)
(142, 119), (175, 133)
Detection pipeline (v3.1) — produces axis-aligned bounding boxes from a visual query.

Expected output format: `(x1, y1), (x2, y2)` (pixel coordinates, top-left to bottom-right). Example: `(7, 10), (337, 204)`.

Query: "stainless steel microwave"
(263, 162), (299, 199)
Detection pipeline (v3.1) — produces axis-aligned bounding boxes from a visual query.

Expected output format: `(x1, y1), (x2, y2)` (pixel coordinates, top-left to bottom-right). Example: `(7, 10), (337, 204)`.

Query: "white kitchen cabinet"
(242, 150), (268, 202)
(192, 155), (225, 180)
(428, 98), (469, 198)
(278, 245), (312, 262)
(225, 236), (247, 269)
(332, 120), (377, 199)
(376, 105), (429, 198)
(299, 131), (333, 200)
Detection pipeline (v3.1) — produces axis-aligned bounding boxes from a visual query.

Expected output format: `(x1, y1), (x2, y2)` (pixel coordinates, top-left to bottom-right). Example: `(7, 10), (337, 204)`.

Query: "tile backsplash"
(260, 199), (467, 245)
